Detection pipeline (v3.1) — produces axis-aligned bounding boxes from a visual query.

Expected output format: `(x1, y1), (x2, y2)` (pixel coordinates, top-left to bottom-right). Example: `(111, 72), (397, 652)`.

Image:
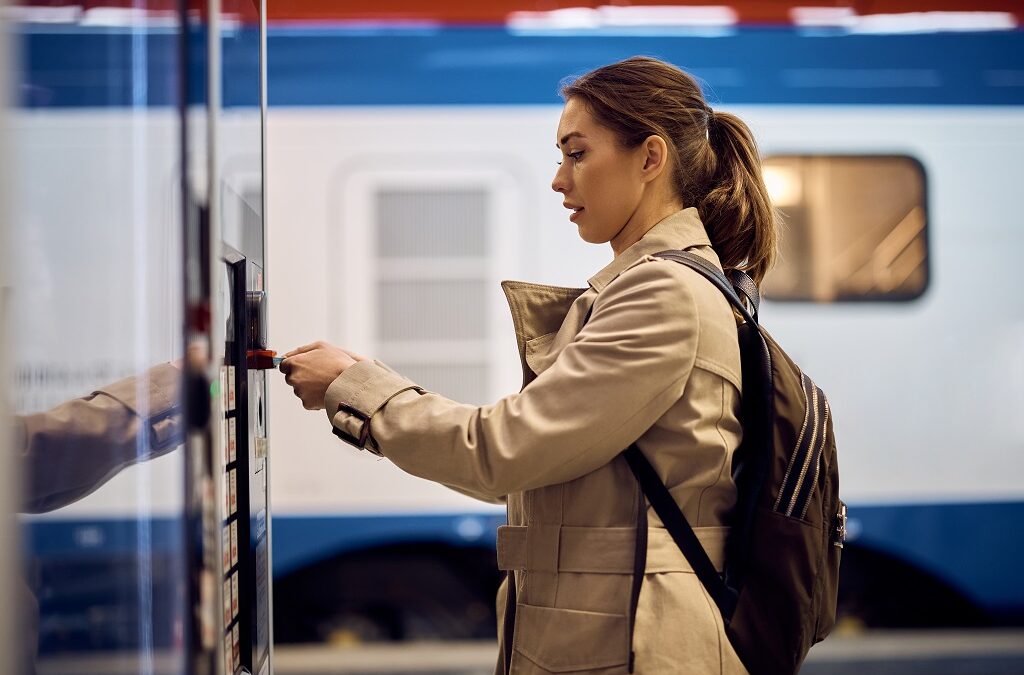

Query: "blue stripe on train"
(846, 501), (1024, 616)
(270, 512), (507, 576)
(24, 501), (1024, 614)
(14, 25), (1024, 108)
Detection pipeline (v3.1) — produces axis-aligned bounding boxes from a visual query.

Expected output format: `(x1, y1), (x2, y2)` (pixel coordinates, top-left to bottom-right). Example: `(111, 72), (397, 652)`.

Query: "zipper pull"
(833, 502), (848, 549)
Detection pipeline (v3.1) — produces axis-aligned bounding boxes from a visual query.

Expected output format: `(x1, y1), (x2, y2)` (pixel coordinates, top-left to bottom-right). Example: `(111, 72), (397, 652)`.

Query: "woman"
(281, 56), (777, 674)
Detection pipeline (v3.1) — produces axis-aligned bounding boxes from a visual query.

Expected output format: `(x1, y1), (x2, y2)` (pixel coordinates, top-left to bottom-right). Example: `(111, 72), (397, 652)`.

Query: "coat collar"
(586, 207), (711, 292)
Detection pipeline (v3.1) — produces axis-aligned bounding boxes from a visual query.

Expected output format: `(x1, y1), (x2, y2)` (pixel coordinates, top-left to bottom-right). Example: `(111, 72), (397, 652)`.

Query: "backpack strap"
(653, 250), (760, 326)
(728, 269), (761, 322)
(624, 444), (739, 619)
(631, 250), (771, 622)
(582, 250), (764, 623)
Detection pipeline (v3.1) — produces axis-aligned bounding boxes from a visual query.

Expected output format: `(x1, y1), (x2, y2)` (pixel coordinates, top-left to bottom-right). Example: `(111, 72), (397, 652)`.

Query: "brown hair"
(561, 56), (778, 284)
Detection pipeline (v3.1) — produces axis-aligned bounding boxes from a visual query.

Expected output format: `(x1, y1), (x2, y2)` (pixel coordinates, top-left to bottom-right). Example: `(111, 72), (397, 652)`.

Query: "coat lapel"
(500, 280), (587, 389)
(501, 207), (716, 388)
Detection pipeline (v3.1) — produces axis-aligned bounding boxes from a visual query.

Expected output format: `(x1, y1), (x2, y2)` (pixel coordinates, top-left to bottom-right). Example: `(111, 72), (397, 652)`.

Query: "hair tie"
(704, 105), (714, 140)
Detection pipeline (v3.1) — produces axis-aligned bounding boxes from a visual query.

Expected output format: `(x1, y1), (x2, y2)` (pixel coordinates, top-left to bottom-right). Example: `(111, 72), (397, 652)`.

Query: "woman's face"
(551, 98), (647, 245)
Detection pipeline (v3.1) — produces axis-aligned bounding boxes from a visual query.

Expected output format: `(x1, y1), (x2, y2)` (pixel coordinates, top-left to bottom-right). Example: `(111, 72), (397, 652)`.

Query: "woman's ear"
(639, 134), (670, 183)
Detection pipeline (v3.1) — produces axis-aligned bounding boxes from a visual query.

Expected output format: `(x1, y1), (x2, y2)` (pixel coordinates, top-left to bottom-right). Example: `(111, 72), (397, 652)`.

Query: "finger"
(284, 342), (321, 358)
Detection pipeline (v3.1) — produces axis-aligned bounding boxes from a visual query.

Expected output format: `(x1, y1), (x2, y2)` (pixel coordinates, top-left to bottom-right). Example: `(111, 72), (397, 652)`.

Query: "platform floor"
(31, 630), (1024, 675)
(273, 630), (1024, 675)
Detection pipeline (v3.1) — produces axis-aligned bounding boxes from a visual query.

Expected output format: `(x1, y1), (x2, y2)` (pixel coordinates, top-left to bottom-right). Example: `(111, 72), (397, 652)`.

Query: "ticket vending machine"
(216, 222), (273, 675)
(186, 0), (273, 673)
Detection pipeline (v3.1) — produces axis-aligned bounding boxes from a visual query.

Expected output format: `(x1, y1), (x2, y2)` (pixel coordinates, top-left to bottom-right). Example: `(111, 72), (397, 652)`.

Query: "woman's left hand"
(279, 341), (367, 410)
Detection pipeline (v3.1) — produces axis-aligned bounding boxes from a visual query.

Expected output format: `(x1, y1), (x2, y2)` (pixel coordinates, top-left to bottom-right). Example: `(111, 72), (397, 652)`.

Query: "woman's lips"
(569, 207), (584, 222)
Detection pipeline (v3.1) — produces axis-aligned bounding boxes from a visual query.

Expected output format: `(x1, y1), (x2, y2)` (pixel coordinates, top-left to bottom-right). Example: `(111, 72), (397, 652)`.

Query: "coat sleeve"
(16, 363), (184, 513)
(323, 259), (700, 500)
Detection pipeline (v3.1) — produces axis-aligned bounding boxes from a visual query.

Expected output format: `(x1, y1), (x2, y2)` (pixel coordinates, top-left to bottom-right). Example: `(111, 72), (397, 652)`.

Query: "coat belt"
(496, 524), (728, 574)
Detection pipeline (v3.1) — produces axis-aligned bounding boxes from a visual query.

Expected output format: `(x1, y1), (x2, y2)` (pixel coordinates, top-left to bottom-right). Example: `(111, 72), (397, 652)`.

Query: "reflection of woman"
(282, 57), (777, 673)
(16, 363), (182, 514)
(14, 363), (183, 674)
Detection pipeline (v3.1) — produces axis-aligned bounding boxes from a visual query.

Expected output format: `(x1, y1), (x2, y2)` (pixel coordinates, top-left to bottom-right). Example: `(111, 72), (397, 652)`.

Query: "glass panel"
(0, 20), (19, 664)
(6, 5), (187, 675)
(218, 2), (271, 674)
(762, 155), (928, 302)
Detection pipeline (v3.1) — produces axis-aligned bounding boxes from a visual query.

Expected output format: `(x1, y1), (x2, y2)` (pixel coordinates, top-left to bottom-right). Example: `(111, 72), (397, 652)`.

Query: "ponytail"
(700, 112), (778, 284)
(560, 56), (779, 286)
(699, 110), (779, 285)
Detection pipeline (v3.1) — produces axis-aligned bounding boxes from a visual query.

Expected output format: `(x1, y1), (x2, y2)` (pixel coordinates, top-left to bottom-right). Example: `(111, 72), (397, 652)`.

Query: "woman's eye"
(557, 151), (584, 166)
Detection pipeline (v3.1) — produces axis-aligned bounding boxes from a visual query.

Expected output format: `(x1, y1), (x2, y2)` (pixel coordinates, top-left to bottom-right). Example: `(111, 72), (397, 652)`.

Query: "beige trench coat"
(325, 208), (747, 674)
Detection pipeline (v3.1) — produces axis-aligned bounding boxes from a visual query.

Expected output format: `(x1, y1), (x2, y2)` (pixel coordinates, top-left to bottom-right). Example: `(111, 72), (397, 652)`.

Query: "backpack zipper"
(797, 395), (830, 520)
(786, 386), (822, 517)
(774, 372), (812, 512)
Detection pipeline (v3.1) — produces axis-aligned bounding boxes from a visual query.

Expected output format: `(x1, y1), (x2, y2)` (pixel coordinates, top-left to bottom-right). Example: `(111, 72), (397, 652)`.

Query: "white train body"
(267, 105), (1024, 511)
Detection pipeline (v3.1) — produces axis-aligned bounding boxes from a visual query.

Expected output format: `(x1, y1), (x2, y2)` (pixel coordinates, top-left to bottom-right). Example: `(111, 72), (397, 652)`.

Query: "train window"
(761, 155), (928, 302)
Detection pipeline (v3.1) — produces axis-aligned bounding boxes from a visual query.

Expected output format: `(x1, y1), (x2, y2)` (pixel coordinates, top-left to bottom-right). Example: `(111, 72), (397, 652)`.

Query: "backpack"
(625, 250), (845, 675)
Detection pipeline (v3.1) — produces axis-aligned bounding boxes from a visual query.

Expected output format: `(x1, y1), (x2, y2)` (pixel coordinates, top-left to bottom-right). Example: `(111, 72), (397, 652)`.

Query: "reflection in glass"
(8, 5), (187, 674)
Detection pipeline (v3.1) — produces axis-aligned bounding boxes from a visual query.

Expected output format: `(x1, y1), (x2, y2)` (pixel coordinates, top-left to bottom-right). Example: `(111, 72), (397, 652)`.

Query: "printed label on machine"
(230, 520), (239, 566)
(227, 366), (236, 410)
(223, 578), (231, 626)
(228, 418), (237, 463)
(220, 367), (228, 411)
(222, 526), (231, 574)
(220, 418), (228, 466)
(232, 623), (240, 668)
(230, 469), (237, 518)
(231, 571), (239, 618)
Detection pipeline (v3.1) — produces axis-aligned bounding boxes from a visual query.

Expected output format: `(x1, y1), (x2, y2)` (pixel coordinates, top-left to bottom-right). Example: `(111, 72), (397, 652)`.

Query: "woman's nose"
(551, 164), (569, 193)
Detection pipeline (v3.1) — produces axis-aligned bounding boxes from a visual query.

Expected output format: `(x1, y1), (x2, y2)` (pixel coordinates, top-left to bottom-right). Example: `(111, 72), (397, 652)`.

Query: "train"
(12, 0), (1024, 651)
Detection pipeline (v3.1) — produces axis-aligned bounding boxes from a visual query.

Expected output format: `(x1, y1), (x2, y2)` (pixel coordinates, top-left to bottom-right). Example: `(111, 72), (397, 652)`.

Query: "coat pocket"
(524, 332), (559, 377)
(512, 603), (628, 673)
